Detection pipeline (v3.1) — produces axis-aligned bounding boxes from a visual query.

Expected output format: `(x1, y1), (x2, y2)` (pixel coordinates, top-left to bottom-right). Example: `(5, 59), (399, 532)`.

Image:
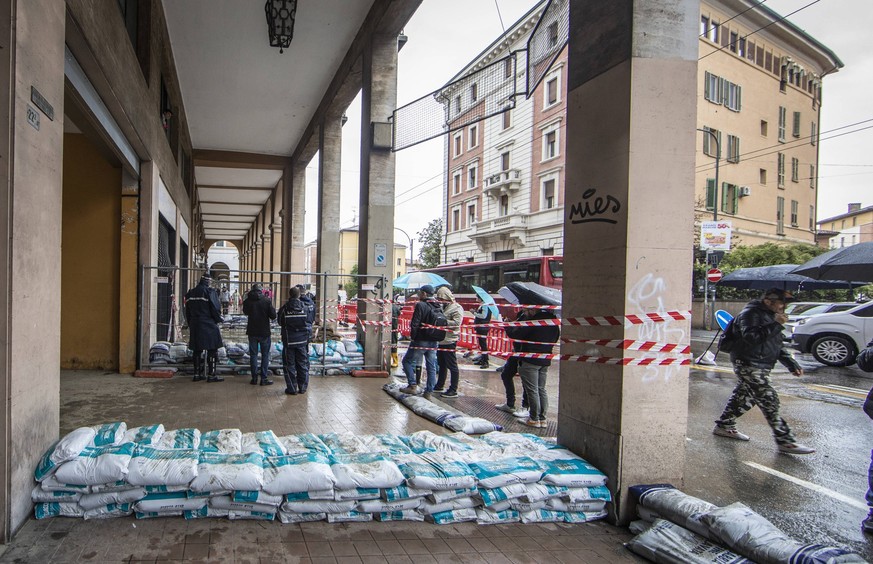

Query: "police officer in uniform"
(184, 274), (224, 382)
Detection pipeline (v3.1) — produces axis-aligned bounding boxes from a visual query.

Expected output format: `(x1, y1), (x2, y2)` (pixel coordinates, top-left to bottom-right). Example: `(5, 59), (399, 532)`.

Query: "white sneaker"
(778, 443), (815, 455)
(713, 426), (750, 441)
(495, 403), (515, 413)
(512, 408), (530, 419)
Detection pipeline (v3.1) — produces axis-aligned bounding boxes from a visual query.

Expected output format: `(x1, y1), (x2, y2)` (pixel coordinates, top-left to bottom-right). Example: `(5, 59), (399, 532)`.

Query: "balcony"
(483, 168), (522, 198)
(469, 214), (528, 250)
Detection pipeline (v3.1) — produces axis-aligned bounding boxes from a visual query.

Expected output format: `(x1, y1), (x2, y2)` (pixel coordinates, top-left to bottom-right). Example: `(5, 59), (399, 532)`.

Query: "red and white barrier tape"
(489, 310), (691, 328)
(358, 320), (391, 327)
(559, 338), (690, 354)
(493, 351), (690, 366)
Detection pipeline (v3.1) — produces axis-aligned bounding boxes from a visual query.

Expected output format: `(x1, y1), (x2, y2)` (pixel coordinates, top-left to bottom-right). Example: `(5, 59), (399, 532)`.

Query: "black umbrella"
(790, 242), (873, 282)
(717, 264), (862, 291)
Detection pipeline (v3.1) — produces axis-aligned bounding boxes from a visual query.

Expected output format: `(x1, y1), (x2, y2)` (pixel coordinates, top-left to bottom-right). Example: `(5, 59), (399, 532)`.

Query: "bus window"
(502, 268), (528, 284)
(458, 273), (475, 294)
(549, 259), (563, 279)
(479, 268), (499, 292)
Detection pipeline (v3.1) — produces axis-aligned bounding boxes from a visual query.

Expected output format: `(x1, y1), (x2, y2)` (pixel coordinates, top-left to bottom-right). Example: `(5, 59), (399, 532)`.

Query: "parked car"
(792, 301), (873, 366)
(781, 302), (858, 341)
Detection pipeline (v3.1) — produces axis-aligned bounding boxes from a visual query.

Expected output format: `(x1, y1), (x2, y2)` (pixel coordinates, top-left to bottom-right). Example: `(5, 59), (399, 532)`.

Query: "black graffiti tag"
(569, 188), (622, 224)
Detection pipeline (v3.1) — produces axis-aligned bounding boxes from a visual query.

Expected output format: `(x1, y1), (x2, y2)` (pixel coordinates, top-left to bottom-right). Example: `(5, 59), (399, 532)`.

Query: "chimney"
(848, 203), (861, 213)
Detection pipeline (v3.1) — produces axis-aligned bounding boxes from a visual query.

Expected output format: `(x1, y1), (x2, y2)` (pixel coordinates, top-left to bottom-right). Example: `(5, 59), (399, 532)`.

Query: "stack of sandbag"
(625, 484), (865, 563)
(223, 342), (250, 365)
(383, 382), (503, 434)
(168, 343), (191, 363)
(32, 425), (610, 526)
(148, 342), (172, 365)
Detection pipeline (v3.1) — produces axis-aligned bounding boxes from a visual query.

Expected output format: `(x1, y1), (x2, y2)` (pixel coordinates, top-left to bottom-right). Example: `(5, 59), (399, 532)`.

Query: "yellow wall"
(61, 133), (121, 369)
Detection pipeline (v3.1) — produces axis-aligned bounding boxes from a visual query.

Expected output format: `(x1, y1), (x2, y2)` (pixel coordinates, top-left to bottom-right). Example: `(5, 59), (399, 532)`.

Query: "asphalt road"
(687, 329), (873, 561)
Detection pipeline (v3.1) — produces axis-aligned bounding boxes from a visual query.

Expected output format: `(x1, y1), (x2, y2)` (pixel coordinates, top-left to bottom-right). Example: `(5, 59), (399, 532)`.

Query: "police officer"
(278, 286), (315, 395)
(184, 274), (224, 382)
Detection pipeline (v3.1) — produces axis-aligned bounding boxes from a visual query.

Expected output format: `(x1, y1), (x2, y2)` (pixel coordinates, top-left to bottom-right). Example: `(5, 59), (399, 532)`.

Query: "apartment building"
(441, 0), (842, 262)
(817, 203), (873, 249)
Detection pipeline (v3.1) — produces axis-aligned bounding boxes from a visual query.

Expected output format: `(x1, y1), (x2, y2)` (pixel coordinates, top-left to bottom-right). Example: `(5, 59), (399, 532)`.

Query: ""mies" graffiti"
(568, 188), (621, 224)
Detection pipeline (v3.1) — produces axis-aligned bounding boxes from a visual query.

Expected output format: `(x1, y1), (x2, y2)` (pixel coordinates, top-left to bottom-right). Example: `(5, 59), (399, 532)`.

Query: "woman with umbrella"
(469, 285), (500, 369)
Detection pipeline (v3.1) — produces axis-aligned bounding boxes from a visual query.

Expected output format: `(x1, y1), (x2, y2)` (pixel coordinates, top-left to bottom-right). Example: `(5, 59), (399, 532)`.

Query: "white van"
(791, 301), (873, 366)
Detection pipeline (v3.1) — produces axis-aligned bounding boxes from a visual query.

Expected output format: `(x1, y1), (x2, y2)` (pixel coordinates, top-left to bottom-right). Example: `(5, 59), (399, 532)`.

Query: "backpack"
(717, 318), (738, 354)
(857, 341), (873, 373)
(419, 301), (448, 341)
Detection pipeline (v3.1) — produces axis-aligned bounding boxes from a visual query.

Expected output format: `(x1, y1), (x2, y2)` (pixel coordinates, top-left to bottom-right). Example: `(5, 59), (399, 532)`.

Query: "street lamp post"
(697, 128), (721, 331)
(394, 227), (413, 271)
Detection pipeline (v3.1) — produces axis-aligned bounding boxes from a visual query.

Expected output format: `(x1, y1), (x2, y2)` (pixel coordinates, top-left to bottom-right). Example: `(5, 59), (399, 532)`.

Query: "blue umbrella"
(472, 285), (501, 321)
(391, 271), (451, 290)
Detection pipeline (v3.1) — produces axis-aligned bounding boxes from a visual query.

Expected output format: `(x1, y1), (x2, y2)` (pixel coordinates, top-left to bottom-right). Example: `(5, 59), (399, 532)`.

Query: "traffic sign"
(706, 268), (723, 283)
(715, 309), (733, 331)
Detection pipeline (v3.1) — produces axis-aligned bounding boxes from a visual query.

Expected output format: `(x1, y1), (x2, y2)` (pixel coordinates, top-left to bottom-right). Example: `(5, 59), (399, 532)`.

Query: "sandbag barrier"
(625, 484), (865, 564)
(33, 422), (611, 526)
(383, 382), (503, 434)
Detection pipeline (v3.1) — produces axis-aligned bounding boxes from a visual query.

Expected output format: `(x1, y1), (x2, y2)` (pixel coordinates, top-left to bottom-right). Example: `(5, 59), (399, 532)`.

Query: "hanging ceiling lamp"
(265, 0), (297, 54)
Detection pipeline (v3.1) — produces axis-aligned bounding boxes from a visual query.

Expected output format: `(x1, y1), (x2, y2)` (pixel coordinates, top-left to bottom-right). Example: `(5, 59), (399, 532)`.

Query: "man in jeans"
(400, 285), (439, 397)
(433, 286), (463, 398)
(243, 284), (277, 386)
(505, 305), (559, 428)
(713, 288), (814, 455)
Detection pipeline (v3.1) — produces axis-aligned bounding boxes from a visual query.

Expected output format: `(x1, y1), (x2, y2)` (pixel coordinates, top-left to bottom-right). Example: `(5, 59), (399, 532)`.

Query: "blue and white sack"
(83, 502), (134, 520)
(382, 485), (432, 502)
(277, 433), (331, 456)
(330, 453), (404, 490)
(53, 442), (136, 486)
(79, 487), (146, 510)
(475, 507), (520, 525)
(395, 452), (477, 491)
(232, 490), (283, 507)
(326, 511), (372, 523)
(199, 429), (243, 454)
(475, 483), (529, 507)
(189, 452), (265, 493)
(425, 508), (478, 524)
(123, 424), (165, 446)
(262, 452), (336, 495)
(278, 511), (326, 524)
(90, 422), (127, 447)
(34, 502), (85, 519)
(30, 486), (82, 504)
(417, 496), (480, 515)
(534, 449), (608, 488)
(241, 431), (286, 456)
(465, 454), (543, 489)
(134, 491), (207, 513)
(334, 488), (380, 501)
(126, 446), (199, 486)
(356, 497), (423, 513)
(375, 510), (425, 522)
(155, 428), (201, 450)
(34, 427), (97, 481)
(209, 495), (276, 515)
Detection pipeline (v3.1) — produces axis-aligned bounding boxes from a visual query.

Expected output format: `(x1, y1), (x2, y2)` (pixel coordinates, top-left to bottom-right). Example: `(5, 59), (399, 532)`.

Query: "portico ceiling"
(162, 0), (378, 243)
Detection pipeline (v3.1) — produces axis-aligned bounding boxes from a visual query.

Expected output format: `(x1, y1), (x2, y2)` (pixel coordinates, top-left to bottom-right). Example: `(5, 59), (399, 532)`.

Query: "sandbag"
(54, 442), (136, 486)
(425, 508), (478, 524)
(382, 485), (432, 502)
(475, 508), (520, 525)
(428, 487), (478, 504)
(402, 430), (477, 454)
(79, 487), (147, 510)
(533, 449), (608, 488)
(330, 453), (404, 490)
(395, 452), (477, 491)
(359, 434), (412, 456)
(83, 503), (133, 520)
(326, 511), (372, 523)
(189, 452), (265, 493)
(319, 432), (368, 455)
(231, 490), (283, 507)
(91, 422), (128, 447)
(475, 483), (529, 507)
(209, 495), (276, 514)
(126, 446), (199, 486)
(334, 488), (380, 501)
(375, 510), (425, 522)
(520, 483), (568, 503)
(356, 497), (423, 513)
(630, 484), (716, 540)
(277, 434), (331, 456)
(155, 428), (201, 450)
(417, 496), (480, 515)
(39, 475), (89, 493)
(134, 491), (207, 513)
(241, 431), (286, 456)
(31, 486), (81, 504)
(262, 453), (336, 495)
(519, 509), (565, 523)
(281, 500), (356, 514)
(123, 424), (165, 446)
(278, 511), (326, 524)
(465, 455), (543, 489)
(566, 485), (612, 503)
(546, 497), (607, 514)
(34, 427), (97, 481)
(626, 518), (751, 564)
(284, 489), (335, 502)
(199, 429), (243, 454)
(34, 502), (85, 519)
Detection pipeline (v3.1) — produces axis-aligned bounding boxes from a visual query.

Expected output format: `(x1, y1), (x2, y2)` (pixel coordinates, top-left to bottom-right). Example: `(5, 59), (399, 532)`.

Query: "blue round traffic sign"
(715, 309), (733, 331)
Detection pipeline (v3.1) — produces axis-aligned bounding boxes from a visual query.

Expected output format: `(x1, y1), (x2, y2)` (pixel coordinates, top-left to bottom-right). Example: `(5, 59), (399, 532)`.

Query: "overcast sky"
(304, 0), (870, 249)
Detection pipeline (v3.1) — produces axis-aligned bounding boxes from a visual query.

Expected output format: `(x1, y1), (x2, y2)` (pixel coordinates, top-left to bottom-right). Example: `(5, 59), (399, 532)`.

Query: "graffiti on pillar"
(568, 189), (621, 224)
(121, 201), (139, 236)
(627, 272), (687, 383)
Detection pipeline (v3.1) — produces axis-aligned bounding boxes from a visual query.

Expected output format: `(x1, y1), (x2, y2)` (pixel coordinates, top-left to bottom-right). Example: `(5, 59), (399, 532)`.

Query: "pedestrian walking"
(243, 284), (277, 386)
(494, 307), (530, 418)
(504, 305), (559, 428)
(390, 295), (402, 368)
(400, 285), (443, 397)
(278, 286), (316, 395)
(713, 288), (815, 455)
(219, 286), (230, 316)
(184, 274), (224, 383)
(857, 339), (873, 533)
(433, 286), (463, 398)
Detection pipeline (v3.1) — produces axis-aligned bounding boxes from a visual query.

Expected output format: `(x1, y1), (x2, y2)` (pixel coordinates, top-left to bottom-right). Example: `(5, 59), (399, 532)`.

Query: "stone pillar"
(290, 162), (307, 275)
(272, 220), (283, 296)
(356, 33), (398, 369)
(317, 115), (342, 327)
(119, 170), (139, 374)
(557, 0), (697, 524)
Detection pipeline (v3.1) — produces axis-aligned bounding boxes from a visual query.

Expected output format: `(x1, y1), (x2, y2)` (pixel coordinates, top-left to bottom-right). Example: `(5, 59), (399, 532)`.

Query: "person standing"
(219, 286), (230, 316)
(243, 284), (277, 386)
(400, 285), (441, 397)
(390, 295), (403, 368)
(713, 288), (814, 455)
(279, 286), (316, 395)
(184, 274), (224, 383)
(504, 304), (559, 428)
(495, 307), (530, 418)
(471, 302), (492, 368)
(434, 286), (463, 398)
(856, 340), (873, 533)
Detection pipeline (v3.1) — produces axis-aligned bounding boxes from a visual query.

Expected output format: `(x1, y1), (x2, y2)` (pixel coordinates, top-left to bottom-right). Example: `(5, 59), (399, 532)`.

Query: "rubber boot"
(193, 352), (205, 382)
(414, 364), (422, 386)
(206, 353), (224, 382)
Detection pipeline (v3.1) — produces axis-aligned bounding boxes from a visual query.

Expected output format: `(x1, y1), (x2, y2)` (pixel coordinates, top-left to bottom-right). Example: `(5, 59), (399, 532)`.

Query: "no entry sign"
(706, 268), (723, 283)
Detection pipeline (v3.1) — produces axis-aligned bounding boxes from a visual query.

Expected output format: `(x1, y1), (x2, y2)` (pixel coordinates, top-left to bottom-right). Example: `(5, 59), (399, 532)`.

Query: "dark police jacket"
(243, 287), (277, 338)
(184, 280), (223, 350)
(278, 296), (315, 346)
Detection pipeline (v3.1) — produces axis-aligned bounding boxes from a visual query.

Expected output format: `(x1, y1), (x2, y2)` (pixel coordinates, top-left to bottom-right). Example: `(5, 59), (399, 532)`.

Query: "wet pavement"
(2, 332), (872, 562)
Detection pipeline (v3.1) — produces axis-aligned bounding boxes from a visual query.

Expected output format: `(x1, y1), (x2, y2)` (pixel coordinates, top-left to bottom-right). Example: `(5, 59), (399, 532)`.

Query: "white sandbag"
(403, 430), (477, 453)
(281, 500), (357, 514)
(475, 508), (520, 525)
(356, 497), (423, 513)
(479, 431), (559, 451)
(375, 510), (425, 522)
(185, 506), (230, 519)
(382, 485), (432, 502)
(546, 497), (607, 513)
(39, 475), (89, 493)
(330, 453), (404, 490)
(277, 434), (331, 456)
(278, 511), (326, 524)
(521, 483), (568, 503)
(34, 502), (85, 519)
(228, 510), (275, 521)
(700, 503), (866, 564)
(425, 508), (478, 524)
(326, 511), (372, 523)
(241, 431), (286, 456)
(629, 519), (651, 535)
(134, 491), (207, 513)
(442, 415), (502, 435)
(231, 490), (283, 507)
(466, 455), (543, 489)
(475, 483), (529, 507)
(262, 453), (336, 495)
(563, 509), (608, 523)
(126, 446), (199, 486)
(334, 488), (380, 501)
(34, 427), (97, 481)
(532, 449), (608, 488)
(209, 495), (276, 514)
(566, 485), (612, 503)
(319, 432), (368, 455)
(143, 484), (189, 494)
(638, 506), (661, 522)
(508, 500), (546, 512)
(155, 428), (201, 450)
(91, 422), (127, 447)
(135, 510), (184, 519)
(31, 486), (81, 504)
(395, 452), (477, 491)
(417, 496), (480, 515)
(427, 487), (478, 504)
(189, 452), (265, 493)
(626, 518), (752, 564)
(284, 489), (335, 502)
(123, 424), (165, 446)
(79, 487), (146, 510)
(519, 509), (565, 523)
(83, 503), (134, 520)
(199, 429), (242, 454)
(359, 434), (412, 456)
(631, 485), (715, 539)
(187, 489), (228, 499)
(54, 442), (135, 486)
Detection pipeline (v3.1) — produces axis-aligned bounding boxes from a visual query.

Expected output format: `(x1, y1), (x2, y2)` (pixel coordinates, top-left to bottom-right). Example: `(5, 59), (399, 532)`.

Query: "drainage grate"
(434, 393), (556, 437)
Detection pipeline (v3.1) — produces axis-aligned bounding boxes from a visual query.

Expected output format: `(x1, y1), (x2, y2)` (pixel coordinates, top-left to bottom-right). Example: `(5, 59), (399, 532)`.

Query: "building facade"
(304, 227), (408, 288)
(441, 0), (842, 262)
(817, 203), (873, 249)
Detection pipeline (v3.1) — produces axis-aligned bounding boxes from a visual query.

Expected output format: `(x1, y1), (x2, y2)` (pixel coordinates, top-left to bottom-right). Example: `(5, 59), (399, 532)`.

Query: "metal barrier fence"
(139, 266), (389, 374)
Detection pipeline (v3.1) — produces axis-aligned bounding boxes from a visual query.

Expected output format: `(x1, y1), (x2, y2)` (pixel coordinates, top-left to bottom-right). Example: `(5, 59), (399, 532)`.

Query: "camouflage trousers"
(716, 363), (795, 445)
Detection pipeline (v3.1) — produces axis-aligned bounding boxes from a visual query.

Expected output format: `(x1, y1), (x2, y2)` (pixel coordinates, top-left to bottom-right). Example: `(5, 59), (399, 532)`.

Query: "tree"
(344, 264), (358, 299)
(417, 218), (443, 268)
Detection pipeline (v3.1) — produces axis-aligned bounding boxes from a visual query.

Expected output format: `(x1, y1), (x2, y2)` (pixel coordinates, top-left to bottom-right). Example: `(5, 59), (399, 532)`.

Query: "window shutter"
(706, 179), (716, 210)
(736, 85), (742, 111)
(704, 72), (710, 100)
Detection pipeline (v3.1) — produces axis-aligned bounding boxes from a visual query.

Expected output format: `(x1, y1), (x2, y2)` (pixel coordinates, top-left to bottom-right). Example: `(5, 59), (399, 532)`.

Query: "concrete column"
(317, 116), (342, 327)
(272, 222), (283, 292)
(290, 162), (307, 274)
(357, 33), (398, 369)
(119, 169), (139, 374)
(558, 0), (697, 524)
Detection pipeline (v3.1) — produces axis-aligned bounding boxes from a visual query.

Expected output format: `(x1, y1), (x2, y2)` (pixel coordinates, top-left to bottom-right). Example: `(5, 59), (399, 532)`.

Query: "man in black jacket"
(184, 274), (224, 383)
(714, 288), (814, 455)
(504, 305), (559, 428)
(243, 284), (277, 386)
(278, 286), (315, 395)
(400, 285), (440, 397)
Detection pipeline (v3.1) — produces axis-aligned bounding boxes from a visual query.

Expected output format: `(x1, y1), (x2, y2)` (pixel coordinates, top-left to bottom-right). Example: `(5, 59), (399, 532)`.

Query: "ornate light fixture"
(265, 0), (297, 54)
